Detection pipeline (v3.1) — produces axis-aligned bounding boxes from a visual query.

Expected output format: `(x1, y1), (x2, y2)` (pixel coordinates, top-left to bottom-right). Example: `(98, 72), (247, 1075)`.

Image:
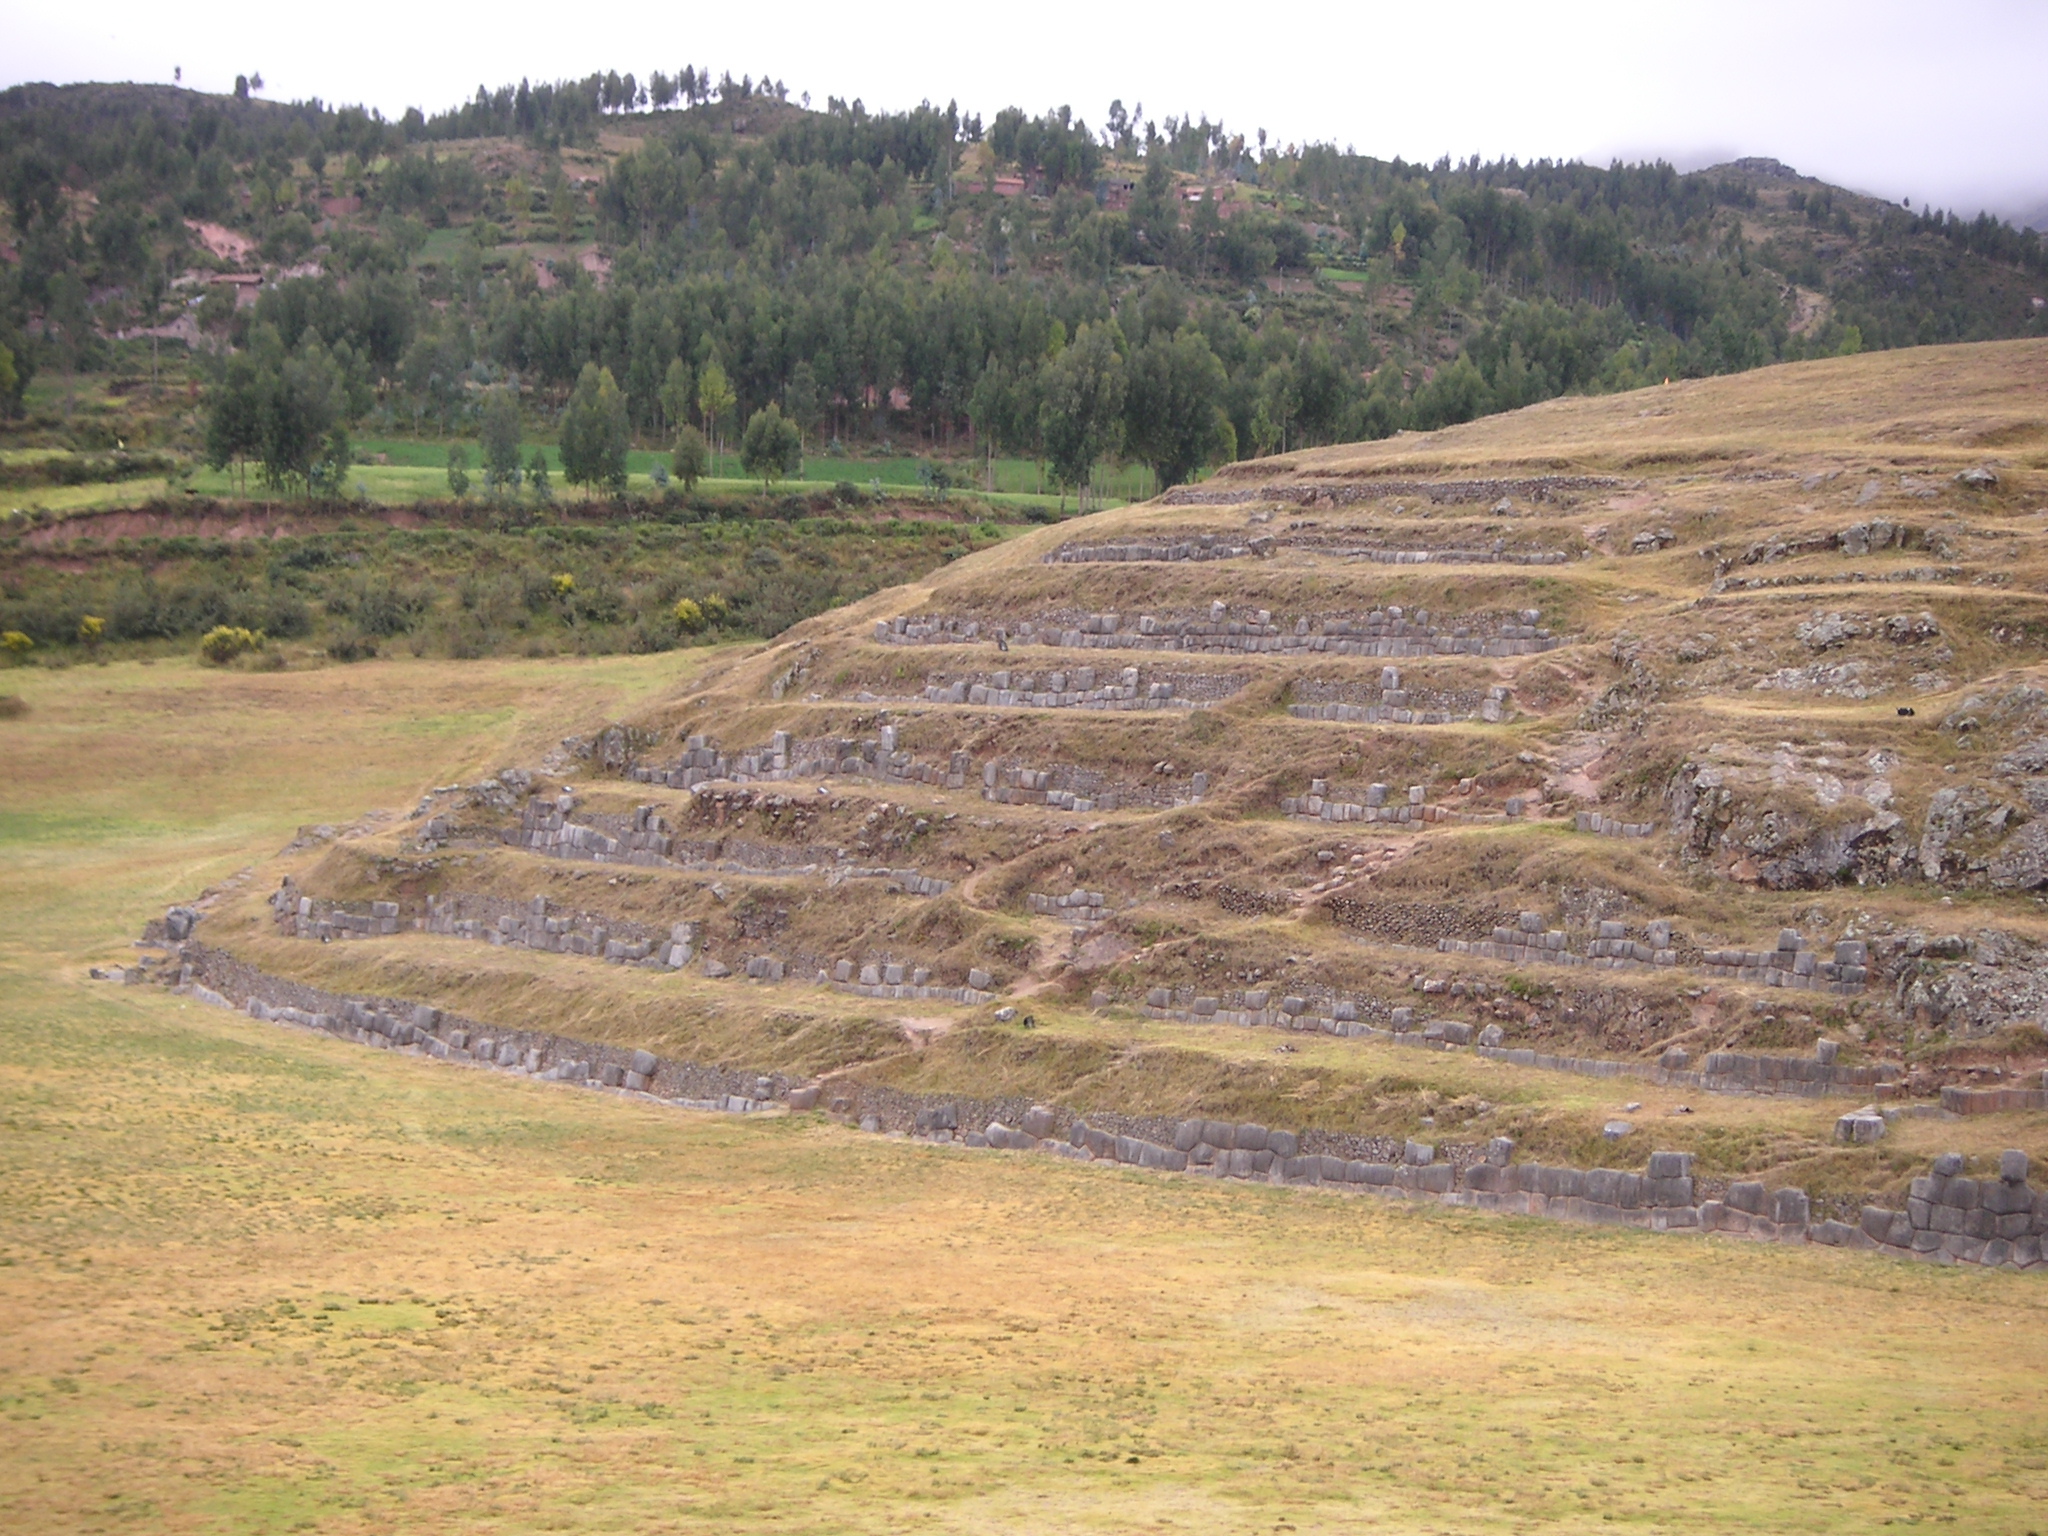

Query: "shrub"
(672, 597), (706, 633)
(325, 631), (378, 662)
(551, 572), (576, 599)
(1, 630), (33, 659)
(198, 625), (264, 665)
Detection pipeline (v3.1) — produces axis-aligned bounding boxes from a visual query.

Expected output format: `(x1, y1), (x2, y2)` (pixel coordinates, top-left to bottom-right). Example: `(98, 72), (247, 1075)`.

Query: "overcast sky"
(12, 0), (2048, 224)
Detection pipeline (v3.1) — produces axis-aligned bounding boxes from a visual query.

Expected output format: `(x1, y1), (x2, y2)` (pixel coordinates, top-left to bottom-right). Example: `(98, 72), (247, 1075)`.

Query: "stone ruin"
(509, 792), (951, 893)
(1026, 889), (1110, 926)
(1289, 667), (1513, 725)
(156, 915), (2042, 1273)
(1043, 531), (1270, 563)
(1574, 810), (1656, 838)
(1282, 780), (1453, 827)
(1045, 531), (1572, 566)
(911, 665), (1244, 711)
(1438, 915), (1868, 995)
(876, 603), (1560, 658)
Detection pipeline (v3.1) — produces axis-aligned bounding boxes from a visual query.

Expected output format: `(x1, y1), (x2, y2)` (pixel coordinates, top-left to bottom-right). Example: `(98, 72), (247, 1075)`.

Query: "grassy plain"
(4, 658), (2048, 1531)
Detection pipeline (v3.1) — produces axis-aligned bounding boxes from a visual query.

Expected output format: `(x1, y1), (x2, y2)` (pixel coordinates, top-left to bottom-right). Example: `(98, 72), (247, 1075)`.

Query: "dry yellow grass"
(8, 971), (2048, 1535)
(3, 648), (2048, 1532)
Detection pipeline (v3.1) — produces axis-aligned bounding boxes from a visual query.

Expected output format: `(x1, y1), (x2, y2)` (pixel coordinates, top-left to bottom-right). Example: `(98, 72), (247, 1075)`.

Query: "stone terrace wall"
(1290, 668), (1511, 725)
(903, 666), (1244, 711)
(508, 794), (950, 894)
(165, 930), (2029, 1273)
(1045, 532), (1272, 563)
(1045, 533), (1571, 566)
(1135, 973), (1895, 1098)
(875, 604), (1561, 659)
(1439, 914), (1869, 995)
(634, 730), (1210, 819)
(1160, 474), (1623, 508)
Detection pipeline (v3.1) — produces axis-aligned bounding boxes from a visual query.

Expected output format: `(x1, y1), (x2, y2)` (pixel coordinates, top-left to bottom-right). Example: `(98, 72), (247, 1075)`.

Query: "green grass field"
(5, 655), (2048, 1533)
(0, 416), (1153, 517)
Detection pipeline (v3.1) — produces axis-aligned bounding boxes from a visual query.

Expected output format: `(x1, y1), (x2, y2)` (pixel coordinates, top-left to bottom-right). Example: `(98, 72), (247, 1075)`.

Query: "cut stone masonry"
(877, 604), (1560, 658)
(159, 927), (2025, 1273)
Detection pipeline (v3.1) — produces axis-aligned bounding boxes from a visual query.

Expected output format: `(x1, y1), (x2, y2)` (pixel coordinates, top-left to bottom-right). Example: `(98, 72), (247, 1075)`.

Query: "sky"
(10, 0), (2048, 225)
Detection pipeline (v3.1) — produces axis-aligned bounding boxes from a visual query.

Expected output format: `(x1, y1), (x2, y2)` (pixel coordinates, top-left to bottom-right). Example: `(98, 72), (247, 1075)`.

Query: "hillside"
(97, 339), (2041, 1263)
(1, 77), (2045, 497)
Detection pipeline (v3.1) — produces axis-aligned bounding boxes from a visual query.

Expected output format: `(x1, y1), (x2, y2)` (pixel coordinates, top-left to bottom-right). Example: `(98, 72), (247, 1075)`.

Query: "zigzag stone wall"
(908, 666), (1243, 711)
(1044, 534), (1572, 566)
(1438, 914), (1869, 995)
(633, 730), (1211, 820)
(269, 884), (993, 1003)
(1290, 668), (1511, 725)
(1159, 475), (1623, 508)
(877, 604), (1561, 658)
(160, 928), (2031, 1272)
(1137, 978), (1896, 1097)
(510, 796), (950, 894)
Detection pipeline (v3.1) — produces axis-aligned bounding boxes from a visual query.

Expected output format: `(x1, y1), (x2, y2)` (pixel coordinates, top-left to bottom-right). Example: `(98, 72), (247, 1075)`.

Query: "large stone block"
(1647, 1151), (1694, 1180)
(1023, 1105), (1055, 1139)
(1726, 1181), (1766, 1215)
(2002, 1149), (2031, 1184)
(1267, 1129), (1299, 1159)
(630, 1049), (659, 1077)
(1234, 1123), (1269, 1153)
(1982, 1180), (2032, 1217)
(1769, 1188), (1810, 1228)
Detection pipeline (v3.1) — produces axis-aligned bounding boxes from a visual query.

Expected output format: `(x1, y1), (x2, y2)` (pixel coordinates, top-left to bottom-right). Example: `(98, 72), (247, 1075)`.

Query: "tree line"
(5, 74), (2047, 465)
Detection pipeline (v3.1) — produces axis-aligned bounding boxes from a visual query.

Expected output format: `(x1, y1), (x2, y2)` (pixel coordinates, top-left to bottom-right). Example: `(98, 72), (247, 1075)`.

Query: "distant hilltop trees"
(0, 72), (2042, 470)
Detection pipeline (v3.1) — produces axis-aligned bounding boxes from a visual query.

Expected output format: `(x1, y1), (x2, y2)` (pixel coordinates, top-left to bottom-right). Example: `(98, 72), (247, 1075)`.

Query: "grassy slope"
(5, 651), (2048, 1530)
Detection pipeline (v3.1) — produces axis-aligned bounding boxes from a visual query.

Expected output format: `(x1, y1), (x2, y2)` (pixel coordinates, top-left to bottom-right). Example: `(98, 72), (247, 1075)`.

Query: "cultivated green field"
(5, 655), (2048, 1533)
(0, 368), (1149, 516)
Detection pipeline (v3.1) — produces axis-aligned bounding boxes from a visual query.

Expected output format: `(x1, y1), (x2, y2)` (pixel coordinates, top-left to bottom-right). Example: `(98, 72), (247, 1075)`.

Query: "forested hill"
(2, 73), (2045, 485)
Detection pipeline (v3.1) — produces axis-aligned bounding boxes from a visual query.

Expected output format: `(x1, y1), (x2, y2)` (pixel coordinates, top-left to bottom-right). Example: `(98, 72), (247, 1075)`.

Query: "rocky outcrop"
(1918, 786), (2025, 882)
(1668, 762), (1907, 888)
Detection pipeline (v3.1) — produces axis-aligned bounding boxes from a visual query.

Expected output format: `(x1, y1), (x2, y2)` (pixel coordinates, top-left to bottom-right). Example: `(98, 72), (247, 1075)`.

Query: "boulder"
(1988, 821), (2048, 890)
